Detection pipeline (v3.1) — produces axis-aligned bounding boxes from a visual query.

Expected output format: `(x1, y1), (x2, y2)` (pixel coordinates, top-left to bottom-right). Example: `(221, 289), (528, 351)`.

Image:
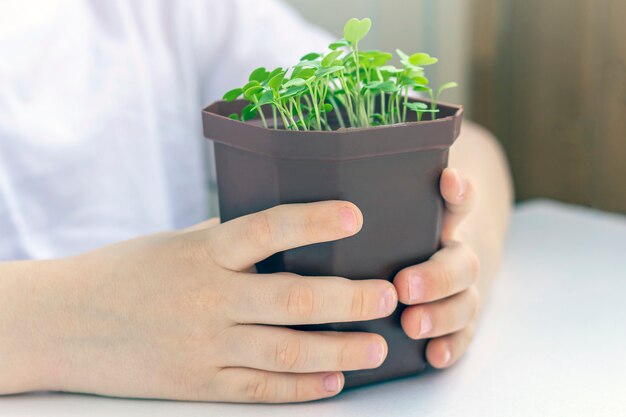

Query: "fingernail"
(408, 274), (424, 303)
(456, 171), (468, 199)
(367, 341), (385, 365)
(418, 313), (432, 337)
(441, 346), (452, 365)
(339, 207), (358, 233)
(377, 287), (397, 315)
(324, 373), (340, 392)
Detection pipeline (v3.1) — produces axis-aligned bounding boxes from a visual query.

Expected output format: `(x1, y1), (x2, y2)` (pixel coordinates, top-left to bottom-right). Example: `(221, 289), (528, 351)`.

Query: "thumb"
(440, 168), (475, 241)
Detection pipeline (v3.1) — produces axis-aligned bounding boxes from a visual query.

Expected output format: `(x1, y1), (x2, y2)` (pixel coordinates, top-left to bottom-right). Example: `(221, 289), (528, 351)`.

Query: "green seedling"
(222, 17), (457, 131)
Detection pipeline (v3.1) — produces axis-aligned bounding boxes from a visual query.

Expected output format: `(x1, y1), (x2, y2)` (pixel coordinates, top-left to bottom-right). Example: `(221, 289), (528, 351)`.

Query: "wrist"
(0, 258), (77, 393)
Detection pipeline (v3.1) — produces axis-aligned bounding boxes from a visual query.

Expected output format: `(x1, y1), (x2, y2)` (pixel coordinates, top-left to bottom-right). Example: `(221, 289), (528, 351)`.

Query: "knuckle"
(292, 376), (307, 402)
(337, 341), (352, 369)
(350, 286), (367, 319)
(285, 282), (317, 320)
(245, 373), (275, 402)
(245, 211), (276, 250)
(436, 263), (454, 298)
(274, 336), (307, 371)
(301, 210), (320, 240)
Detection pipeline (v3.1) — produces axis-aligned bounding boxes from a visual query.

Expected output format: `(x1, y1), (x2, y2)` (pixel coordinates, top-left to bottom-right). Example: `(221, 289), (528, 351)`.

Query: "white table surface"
(2, 200), (625, 417)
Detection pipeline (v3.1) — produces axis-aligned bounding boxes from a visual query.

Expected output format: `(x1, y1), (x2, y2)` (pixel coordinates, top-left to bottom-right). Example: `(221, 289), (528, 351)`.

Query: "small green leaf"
(363, 81), (383, 90)
(321, 103), (333, 113)
(409, 53), (439, 66)
(413, 76), (429, 85)
(268, 71), (286, 91)
(413, 84), (431, 92)
(223, 88), (242, 102)
(405, 102), (429, 111)
(322, 50), (343, 67)
(300, 52), (321, 61)
(379, 65), (403, 74)
(280, 85), (307, 99)
(378, 80), (398, 93)
(249, 67), (270, 83)
(243, 85), (263, 100)
(396, 49), (410, 63)
(283, 78), (306, 88)
(437, 81), (458, 97)
(315, 66), (343, 78)
(242, 104), (258, 121)
(343, 18), (372, 45)
(264, 67), (284, 84)
(371, 52), (392, 67)
(227, 113), (240, 120)
(242, 80), (260, 93)
(257, 90), (275, 106)
(329, 39), (350, 50)
(371, 113), (385, 123)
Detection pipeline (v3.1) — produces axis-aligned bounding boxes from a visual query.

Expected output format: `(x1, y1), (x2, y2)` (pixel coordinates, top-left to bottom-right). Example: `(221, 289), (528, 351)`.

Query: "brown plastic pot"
(202, 97), (463, 388)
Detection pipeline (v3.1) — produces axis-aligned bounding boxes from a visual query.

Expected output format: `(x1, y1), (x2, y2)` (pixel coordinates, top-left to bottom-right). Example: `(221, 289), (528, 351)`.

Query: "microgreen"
(222, 17), (457, 131)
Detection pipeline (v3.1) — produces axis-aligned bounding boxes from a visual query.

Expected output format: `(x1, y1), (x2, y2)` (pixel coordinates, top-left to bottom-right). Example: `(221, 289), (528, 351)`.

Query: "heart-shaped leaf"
(409, 53), (439, 66)
(223, 88), (242, 102)
(315, 66), (344, 78)
(379, 65), (403, 74)
(405, 102), (429, 111)
(280, 85), (307, 99)
(242, 80), (260, 93)
(257, 90), (275, 106)
(241, 104), (258, 121)
(283, 78), (306, 88)
(249, 67), (270, 83)
(243, 85), (263, 100)
(268, 71), (286, 91)
(343, 18), (372, 46)
(300, 52), (321, 61)
(322, 50), (343, 67)
(264, 67), (284, 85)
(329, 39), (350, 50)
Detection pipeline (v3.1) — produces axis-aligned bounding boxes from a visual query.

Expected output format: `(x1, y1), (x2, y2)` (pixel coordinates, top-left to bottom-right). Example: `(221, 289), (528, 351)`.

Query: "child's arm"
(0, 201), (396, 403)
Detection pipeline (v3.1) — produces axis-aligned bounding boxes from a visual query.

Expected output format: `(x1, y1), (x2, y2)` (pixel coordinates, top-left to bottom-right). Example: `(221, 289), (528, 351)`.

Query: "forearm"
(449, 121), (514, 296)
(0, 260), (66, 394)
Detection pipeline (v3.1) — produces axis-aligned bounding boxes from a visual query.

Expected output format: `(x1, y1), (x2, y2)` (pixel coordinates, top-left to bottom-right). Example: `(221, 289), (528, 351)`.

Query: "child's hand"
(41, 202), (397, 403)
(393, 168), (482, 368)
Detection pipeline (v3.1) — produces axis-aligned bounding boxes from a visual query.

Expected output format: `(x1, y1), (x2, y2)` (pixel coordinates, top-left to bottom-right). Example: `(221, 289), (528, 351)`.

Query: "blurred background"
(286, 0), (626, 214)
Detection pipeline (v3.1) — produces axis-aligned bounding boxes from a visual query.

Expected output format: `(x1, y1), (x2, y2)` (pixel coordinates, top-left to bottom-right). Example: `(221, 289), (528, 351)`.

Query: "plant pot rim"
(203, 98), (463, 161)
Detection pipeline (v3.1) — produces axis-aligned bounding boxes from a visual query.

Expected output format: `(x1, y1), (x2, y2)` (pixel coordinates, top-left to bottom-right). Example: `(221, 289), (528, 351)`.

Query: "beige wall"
(471, 0), (626, 213)
(284, 0), (471, 107)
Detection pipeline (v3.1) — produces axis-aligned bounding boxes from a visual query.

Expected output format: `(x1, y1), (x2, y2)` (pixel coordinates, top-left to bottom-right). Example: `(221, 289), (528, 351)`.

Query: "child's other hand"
(393, 168), (482, 368)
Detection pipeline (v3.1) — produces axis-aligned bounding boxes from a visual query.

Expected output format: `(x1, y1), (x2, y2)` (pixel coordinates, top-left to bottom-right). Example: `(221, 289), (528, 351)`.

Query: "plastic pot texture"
(202, 97), (463, 388)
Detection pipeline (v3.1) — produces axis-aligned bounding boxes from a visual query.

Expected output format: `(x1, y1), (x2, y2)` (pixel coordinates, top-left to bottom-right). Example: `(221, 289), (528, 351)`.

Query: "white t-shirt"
(0, 0), (331, 260)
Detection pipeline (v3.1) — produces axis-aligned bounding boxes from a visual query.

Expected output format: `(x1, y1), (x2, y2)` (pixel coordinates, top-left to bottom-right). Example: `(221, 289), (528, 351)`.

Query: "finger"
(440, 168), (475, 241)
(225, 272), (397, 325)
(426, 322), (477, 369)
(209, 368), (344, 403)
(393, 241), (480, 305)
(400, 286), (480, 340)
(218, 325), (387, 373)
(181, 217), (220, 233)
(203, 201), (363, 271)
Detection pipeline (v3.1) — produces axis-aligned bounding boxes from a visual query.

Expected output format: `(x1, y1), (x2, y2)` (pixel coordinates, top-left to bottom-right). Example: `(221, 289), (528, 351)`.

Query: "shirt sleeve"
(186, 0), (334, 104)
